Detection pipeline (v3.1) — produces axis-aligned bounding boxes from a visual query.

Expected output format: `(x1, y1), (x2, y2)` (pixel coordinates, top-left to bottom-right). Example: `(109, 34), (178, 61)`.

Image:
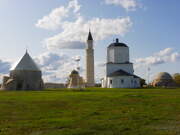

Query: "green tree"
(140, 78), (147, 87)
(173, 73), (180, 86)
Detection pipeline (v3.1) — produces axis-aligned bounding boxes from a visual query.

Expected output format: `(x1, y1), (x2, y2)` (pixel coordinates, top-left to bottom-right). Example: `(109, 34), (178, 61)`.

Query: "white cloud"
(0, 59), (12, 83)
(35, 52), (84, 83)
(36, 7), (69, 30)
(105, 0), (139, 11)
(68, 0), (81, 13)
(95, 62), (106, 82)
(134, 48), (180, 68)
(171, 52), (180, 62)
(36, 0), (80, 30)
(36, 0), (132, 50)
(0, 59), (11, 74)
(46, 38), (86, 50)
(45, 16), (132, 50)
(155, 48), (173, 57)
(96, 62), (106, 68)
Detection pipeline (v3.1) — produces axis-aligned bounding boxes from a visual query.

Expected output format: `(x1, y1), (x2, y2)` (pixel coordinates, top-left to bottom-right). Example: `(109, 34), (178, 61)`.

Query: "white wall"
(87, 40), (93, 49)
(106, 76), (140, 88)
(107, 48), (114, 63)
(101, 77), (107, 88)
(114, 47), (129, 63)
(107, 46), (129, 63)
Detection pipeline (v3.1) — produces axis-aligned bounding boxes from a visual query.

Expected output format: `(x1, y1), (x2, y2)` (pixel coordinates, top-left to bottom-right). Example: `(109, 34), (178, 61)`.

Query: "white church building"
(102, 39), (140, 88)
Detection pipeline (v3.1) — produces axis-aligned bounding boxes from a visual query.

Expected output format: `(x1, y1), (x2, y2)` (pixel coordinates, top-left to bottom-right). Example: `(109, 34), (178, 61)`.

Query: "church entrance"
(26, 84), (30, 90)
(17, 83), (23, 90)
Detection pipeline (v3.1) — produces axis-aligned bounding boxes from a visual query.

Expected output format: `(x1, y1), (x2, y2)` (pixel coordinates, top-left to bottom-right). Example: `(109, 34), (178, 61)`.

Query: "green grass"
(0, 88), (180, 135)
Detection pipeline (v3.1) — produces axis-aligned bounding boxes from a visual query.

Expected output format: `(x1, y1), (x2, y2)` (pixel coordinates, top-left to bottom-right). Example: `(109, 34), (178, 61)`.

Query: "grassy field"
(0, 88), (180, 135)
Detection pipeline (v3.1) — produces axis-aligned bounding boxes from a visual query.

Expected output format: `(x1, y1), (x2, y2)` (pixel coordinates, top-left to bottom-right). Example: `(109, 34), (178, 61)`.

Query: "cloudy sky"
(0, 0), (179, 83)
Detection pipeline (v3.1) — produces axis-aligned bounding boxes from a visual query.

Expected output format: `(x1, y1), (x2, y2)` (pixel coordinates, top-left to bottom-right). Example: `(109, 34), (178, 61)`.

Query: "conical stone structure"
(13, 51), (40, 71)
(1, 51), (44, 90)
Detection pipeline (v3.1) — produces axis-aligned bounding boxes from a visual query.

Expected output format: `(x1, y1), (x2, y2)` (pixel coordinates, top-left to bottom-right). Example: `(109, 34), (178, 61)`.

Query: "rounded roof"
(71, 70), (79, 75)
(108, 38), (128, 48)
(154, 72), (173, 80)
(11, 51), (40, 71)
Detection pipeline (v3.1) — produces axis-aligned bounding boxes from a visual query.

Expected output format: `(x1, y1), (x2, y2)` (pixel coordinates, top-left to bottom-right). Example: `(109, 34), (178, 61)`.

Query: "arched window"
(110, 80), (113, 84)
(26, 84), (30, 90)
(17, 83), (23, 90)
(121, 79), (124, 84)
(131, 80), (133, 84)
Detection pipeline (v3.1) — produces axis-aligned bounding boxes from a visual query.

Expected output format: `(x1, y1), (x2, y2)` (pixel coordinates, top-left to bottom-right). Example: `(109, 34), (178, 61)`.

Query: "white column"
(86, 40), (95, 87)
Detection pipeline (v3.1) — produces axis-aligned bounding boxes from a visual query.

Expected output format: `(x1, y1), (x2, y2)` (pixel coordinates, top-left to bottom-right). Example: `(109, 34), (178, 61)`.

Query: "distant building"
(102, 39), (140, 88)
(152, 72), (176, 87)
(1, 51), (44, 90)
(85, 30), (95, 87)
(67, 70), (85, 88)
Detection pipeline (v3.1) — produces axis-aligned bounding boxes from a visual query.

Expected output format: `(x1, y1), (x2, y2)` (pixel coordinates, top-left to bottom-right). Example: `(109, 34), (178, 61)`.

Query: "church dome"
(108, 38), (128, 48)
(152, 72), (176, 87)
(11, 51), (40, 71)
(154, 72), (173, 80)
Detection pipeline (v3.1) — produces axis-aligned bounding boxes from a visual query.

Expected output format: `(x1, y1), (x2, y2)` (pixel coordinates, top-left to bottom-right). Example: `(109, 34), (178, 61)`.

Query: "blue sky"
(0, 0), (179, 82)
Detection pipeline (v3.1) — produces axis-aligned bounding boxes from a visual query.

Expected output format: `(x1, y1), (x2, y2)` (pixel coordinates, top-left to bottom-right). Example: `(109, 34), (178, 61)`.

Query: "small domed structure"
(71, 70), (79, 75)
(67, 70), (85, 88)
(156, 72), (173, 80)
(152, 72), (176, 87)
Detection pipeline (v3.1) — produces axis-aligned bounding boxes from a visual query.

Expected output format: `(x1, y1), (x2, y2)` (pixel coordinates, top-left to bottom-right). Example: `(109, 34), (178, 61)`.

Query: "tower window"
(26, 84), (30, 90)
(110, 80), (112, 84)
(121, 79), (124, 84)
(116, 38), (119, 43)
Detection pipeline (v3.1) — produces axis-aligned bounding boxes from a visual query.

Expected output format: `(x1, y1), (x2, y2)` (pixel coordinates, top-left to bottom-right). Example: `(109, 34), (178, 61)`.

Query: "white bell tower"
(106, 38), (134, 75)
(86, 30), (95, 87)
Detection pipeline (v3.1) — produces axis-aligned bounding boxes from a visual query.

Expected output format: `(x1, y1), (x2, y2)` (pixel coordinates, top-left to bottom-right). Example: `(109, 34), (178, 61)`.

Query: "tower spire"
(87, 29), (93, 41)
(25, 45), (28, 54)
